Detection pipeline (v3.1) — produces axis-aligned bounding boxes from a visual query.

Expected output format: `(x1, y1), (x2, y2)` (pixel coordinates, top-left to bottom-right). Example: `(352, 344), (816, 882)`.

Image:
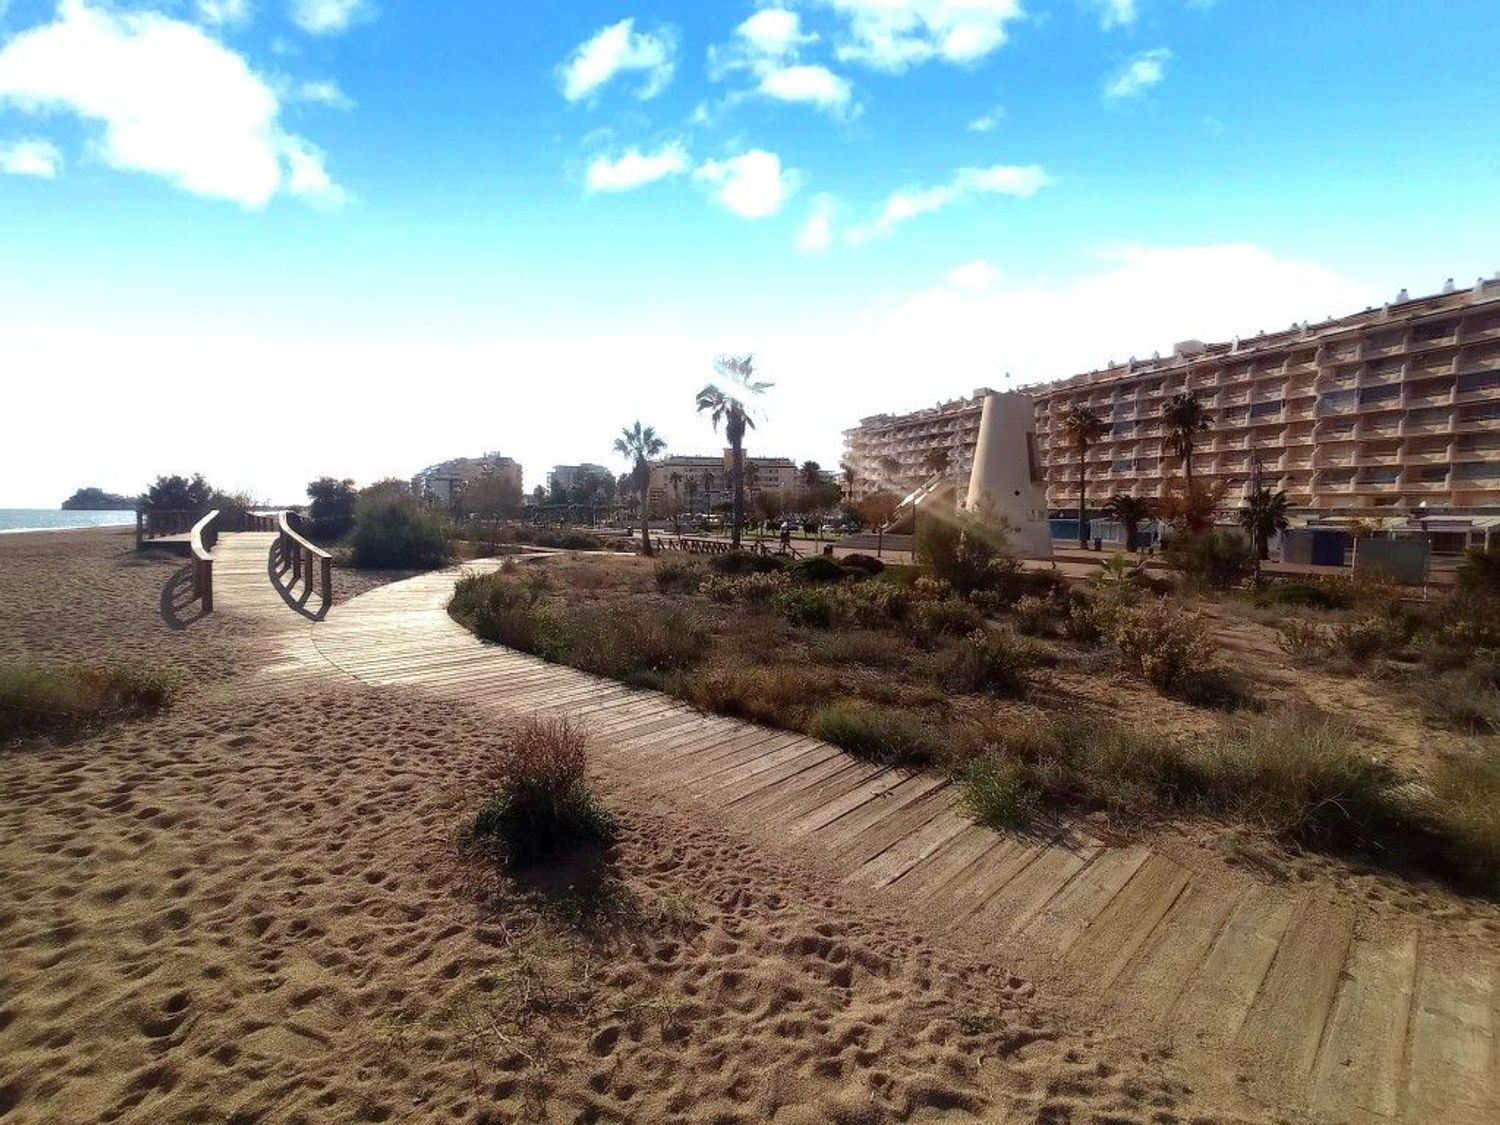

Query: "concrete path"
(206, 532), (1500, 1125)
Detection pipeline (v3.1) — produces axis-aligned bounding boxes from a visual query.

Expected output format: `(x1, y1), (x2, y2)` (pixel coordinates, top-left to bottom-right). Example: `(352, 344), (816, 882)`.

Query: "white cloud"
(0, 137), (61, 178)
(813, 0), (1025, 71)
(874, 244), (1380, 385)
(584, 142), (690, 194)
(196, 0), (253, 27)
(0, 1), (342, 208)
(1104, 47), (1171, 100)
(694, 149), (796, 219)
(757, 64), (852, 112)
(1092, 0), (1137, 30)
(710, 9), (854, 118)
(850, 162), (1048, 241)
(967, 104), (1005, 132)
(289, 0), (371, 37)
(946, 259), (999, 292)
(736, 8), (815, 57)
(558, 18), (676, 103)
(296, 77), (353, 109)
(795, 193), (837, 253)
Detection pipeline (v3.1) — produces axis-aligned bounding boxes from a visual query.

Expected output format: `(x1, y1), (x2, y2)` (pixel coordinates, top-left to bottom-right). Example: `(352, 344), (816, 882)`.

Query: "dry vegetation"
(450, 544), (1500, 894)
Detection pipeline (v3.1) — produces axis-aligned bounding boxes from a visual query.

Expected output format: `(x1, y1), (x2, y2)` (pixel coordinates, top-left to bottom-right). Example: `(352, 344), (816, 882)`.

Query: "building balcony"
(1454, 416), (1500, 433)
(1402, 449), (1453, 464)
(1452, 444), (1500, 462)
(1456, 386), (1500, 405)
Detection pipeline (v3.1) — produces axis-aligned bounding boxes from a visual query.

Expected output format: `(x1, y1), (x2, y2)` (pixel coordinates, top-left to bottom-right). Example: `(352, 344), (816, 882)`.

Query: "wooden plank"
(844, 809), (972, 891)
(1311, 931), (1417, 1123)
(1405, 947), (1494, 1124)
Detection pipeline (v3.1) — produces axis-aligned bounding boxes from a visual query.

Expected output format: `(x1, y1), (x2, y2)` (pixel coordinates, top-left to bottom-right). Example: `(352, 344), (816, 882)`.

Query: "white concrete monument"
(963, 391), (1053, 559)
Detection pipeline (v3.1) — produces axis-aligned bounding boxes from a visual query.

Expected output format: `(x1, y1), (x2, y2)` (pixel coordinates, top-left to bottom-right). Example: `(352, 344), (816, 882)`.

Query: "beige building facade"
(412, 452), (523, 508)
(647, 452), (798, 509)
(842, 279), (1500, 518)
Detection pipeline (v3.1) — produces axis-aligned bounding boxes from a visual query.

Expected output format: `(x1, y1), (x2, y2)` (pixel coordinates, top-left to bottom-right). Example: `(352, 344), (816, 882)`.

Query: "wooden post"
(304, 545), (314, 590)
(135, 509), (143, 550)
(200, 559), (213, 613)
(320, 556), (333, 604)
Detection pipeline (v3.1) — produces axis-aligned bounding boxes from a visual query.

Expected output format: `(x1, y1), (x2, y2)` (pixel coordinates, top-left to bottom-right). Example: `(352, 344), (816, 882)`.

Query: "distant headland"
(61, 487), (134, 511)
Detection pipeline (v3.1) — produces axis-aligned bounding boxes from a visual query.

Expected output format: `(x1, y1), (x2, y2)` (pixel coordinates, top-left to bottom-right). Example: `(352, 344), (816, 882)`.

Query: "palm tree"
(1162, 391), (1211, 491)
(685, 476), (699, 515)
(1238, 487), (1291, 562)
(799, 460), (821, 489)
(1102, 493), (1156, 553)
(840, 461), (856, 500)
(696, 354), (772, 550)
(612, 421), (666, 556)
(668, 471), (684, 534)
(1061, 405), (1109, 547)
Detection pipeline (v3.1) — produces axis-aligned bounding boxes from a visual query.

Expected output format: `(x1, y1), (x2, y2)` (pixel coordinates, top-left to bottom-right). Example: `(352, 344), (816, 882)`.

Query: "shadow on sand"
(266, 539), (330, 622)
(158, 563), (207, 630)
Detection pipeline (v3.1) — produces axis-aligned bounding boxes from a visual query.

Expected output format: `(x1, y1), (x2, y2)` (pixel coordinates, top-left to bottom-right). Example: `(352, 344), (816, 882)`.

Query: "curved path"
(208, 532), (1499, 1125)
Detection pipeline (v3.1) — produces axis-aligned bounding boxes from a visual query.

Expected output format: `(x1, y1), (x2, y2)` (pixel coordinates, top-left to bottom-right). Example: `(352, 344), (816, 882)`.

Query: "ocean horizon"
(0, 509), (136, 535)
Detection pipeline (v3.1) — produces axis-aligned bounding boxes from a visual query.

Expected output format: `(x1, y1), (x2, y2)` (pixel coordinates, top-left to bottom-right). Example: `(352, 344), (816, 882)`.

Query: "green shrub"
(834, 580), (914, 626)
(808, 702), (942, 765)
(708, 552), (788, 575)
(957, 757), (1040, 829)
(793, 555), (846, 584)
(945, 628), (1040, 696)
(655, 558), (704, 593)
(1332, 615), (1406, 662)
(1416, 670), (1500, 734)
(349, 494), (452, 569)
(773, 587), (836, 628)
(1108, 599), (1215, 689)
(471, 717), (616, 864)
(839, 553), (885, 576)
(0, 664), (174, 741)
(1163, 530), (1255, 589)
(1012, 593), (1060, 637)
(1257, 581), (1348, 611)
(910, 597), (982, 639)
(1428, 745), (1500, 894)
(915, 510), (1016, 595)
(1456, 546), (1500, 598)
(1276, 618), (1331, 662)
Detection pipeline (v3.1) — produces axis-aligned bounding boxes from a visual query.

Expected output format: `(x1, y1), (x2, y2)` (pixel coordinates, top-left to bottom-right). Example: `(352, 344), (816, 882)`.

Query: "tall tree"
(696, 354), (771, 550)
(1102, 493), (1156, 553)
(922, 448), (950, 478)
(839, 461), (856, 500)
(1060, 405), (1109, 547)
(799, 460), (821, 489)
(1162, 391), (1212, 492)
(612, 422), (666, 556)
(1238, 488), (1291, 562)
(685, 476), (699, 514)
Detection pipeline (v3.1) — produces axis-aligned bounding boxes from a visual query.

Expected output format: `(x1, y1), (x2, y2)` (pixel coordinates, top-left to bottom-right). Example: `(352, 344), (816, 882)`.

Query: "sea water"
(0, 510), (137, 534)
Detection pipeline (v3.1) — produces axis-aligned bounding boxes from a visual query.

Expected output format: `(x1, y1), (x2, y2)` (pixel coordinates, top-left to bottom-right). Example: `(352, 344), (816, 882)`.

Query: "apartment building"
(1029, 278), (1500, 516)
(841, 278), (1500, 518)
(646, 452), (798, 509)
(842, 390), (993, 501)
(547, 463), (611, 496)
(411, 452), (523, 507)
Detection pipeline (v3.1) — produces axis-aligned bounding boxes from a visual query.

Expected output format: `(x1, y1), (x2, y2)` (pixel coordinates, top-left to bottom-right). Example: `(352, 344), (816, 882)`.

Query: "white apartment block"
(647, 452), (798, 508)
(841, 278), (1500, 518)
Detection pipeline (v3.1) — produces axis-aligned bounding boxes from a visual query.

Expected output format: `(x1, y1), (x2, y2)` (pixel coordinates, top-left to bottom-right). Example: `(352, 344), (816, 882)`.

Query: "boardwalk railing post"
(320, 556), (332, 604)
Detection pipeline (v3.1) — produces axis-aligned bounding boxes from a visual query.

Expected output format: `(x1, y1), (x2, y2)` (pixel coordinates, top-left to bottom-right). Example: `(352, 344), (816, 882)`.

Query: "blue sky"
(1, 1), (1497, 505)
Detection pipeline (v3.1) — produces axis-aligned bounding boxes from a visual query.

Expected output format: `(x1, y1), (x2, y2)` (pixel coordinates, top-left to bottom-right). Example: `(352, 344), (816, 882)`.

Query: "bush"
(808, 702), (943, 765)
(1416, 670), (1500, 734)
(305, 476), (357, 542)
(1428, 745), (1500, 894)
(1164, 530), (1256, 589)
(0, 664), (174, 741)
(834, 580), (914, 626)
(793, 555), (846, 584)
(708, 552), (788, 575)
(1257, 580), (1348, 611)
(1456, 546), (1500, 598)
(1276, 618), (1331, 662)
(349, 494), (452, 569)
(1108, 599), (1215, 689)
(909, 597), (982, 639)
(839, 553), (885, 576)
(773, 586), (836, 628)
(700, 570), (791, 607)
(1331, 615), (1406, 662)
(655, 559), (704, 593)
(915, 510), (1016, 595)
(1012, 593), (1061, 637)
(957, 756), (1040, 829)
(946, 628), (1040, 696)
(471, 717), (617, 863)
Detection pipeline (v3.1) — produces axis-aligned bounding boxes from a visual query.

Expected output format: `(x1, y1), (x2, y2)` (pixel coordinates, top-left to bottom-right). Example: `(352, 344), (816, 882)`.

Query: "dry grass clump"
(0, 663), (174, 743)
(944, 628), (1044, 697)
(1427, 744), (1500, 894)
(807, 701), (944, 766)
(470, 717), (616, 864)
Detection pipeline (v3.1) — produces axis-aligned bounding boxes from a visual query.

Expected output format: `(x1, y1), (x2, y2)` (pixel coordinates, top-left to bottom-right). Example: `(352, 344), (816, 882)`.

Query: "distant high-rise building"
(547, 464), (611, 497)
(647, 451), (798, 510)
(411, 452), (522, 508)
(843, 279), (1500, 524)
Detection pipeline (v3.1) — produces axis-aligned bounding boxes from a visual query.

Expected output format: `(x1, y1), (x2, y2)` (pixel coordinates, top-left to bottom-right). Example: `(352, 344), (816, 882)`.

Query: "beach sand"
(0, 531), (1259, 1123)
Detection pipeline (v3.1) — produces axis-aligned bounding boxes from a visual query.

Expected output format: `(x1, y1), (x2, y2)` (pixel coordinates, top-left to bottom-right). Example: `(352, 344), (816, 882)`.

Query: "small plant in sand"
(0, 663), (175, 741)
(1107, 598), (1214, 689)
(472, 717), (616, 863)
(945, 628), (1042, 697)
(957, 756), (1040, 829)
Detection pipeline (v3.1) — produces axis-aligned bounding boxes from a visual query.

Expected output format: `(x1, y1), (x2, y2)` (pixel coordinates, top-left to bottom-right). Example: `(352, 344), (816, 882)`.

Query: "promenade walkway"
(205, 532), (1499, 1125)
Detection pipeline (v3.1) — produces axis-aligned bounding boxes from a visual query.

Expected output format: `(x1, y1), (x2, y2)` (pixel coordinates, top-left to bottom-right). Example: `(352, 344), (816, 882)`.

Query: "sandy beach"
(3, 527), (1446, 1124)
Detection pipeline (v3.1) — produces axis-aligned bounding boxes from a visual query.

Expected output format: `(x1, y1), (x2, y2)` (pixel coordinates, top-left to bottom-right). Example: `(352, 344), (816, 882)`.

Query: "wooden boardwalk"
(205, 534), (1499, 1125)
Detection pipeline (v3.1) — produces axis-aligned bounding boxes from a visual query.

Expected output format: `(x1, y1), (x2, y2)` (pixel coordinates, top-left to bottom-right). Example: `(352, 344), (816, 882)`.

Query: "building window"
(1457, 369), (1500, 394)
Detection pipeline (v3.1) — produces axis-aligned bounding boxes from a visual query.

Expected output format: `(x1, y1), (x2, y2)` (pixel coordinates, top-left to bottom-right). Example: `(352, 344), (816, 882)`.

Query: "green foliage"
(808, 701), (941, 766)
(142, 473), (214, 512)
(957, 757), (1040, 829)
(1257, 580), (1350, 611)
(909, 597), (982, 639)
(306, 476), (357, 541)
(915, 509), (1016, 595)
(1107, 598), (1215, 688)
(1011, 593), (1062, 637)
(1457, 546), (1500, 598)
(838, 553), (885, 576)
(792, 555), (845, 583)
(1, 664), (174, 742)
(349, 492), (452, 569)
(945, 628), (1040, 696)
(62, 487), (132, 511)
(1237, 488), (1291, 559)
(833, 580), (914, 626)
(1163, 530), (1256, 588)
(1416, 670), (1500, 734)
(470, 717), (617, 864)
(772, 586), (836, 628)
(707, 551), (788, 575)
